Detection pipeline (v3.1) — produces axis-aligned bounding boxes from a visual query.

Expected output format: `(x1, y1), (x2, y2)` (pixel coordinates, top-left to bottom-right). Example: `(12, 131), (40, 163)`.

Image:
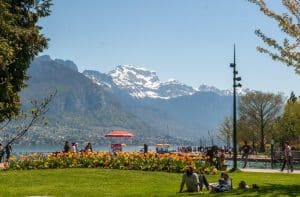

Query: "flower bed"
(8, 151), (218, 174)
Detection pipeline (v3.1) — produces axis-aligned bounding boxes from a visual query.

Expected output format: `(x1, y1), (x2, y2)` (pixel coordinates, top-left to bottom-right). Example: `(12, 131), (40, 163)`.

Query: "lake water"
(225, 160), (300, 170)
(12, 144), (157, 153)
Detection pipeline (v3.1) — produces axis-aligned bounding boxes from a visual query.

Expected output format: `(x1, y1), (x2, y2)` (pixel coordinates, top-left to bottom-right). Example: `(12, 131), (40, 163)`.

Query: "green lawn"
(0, 169), (299, 196)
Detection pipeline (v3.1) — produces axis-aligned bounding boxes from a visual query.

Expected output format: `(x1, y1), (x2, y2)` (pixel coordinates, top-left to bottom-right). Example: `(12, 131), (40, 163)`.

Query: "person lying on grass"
(179, 165), (200, 193)
(210, 172), (232, 193)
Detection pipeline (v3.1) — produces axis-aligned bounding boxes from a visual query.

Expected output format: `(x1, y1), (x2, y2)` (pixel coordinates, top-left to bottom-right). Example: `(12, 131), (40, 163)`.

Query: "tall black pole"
(232, 45), (237, 170)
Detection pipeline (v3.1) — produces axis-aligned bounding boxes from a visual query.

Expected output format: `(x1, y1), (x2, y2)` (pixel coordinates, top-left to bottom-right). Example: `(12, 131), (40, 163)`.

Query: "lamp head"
(235, 77), (241, 81)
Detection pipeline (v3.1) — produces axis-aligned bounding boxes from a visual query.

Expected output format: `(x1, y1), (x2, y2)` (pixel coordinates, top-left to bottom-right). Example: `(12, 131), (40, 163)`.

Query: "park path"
(241, 168), (300, 174)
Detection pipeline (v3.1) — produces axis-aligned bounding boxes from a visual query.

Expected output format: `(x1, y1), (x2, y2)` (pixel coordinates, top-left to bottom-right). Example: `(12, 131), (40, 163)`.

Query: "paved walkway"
(241, 168), (300, 174)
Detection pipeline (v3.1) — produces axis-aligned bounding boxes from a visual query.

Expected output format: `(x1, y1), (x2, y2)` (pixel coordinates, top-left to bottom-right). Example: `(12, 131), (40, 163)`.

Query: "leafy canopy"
(239, 91), (283, 152)
(276, 92), (300, 141)
(0, 0), (51, 121)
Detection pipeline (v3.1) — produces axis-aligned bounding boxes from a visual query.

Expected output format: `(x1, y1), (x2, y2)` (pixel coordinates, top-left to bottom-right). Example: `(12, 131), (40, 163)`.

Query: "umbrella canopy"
(105, 131), (135, 138)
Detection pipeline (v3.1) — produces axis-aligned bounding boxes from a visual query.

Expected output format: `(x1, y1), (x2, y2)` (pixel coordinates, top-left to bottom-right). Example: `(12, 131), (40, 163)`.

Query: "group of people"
(63, 141), (93, 153)
(205, 146), (226, 170)
(179, 166), (232, 193)
(241, 140), (294, 172)
(0, 143), (12, 163)
(179, 140), (295, 193)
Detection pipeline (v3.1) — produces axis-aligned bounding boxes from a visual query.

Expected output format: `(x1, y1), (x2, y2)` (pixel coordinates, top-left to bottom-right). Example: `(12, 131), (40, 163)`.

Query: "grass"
(0, 168), (299, 196)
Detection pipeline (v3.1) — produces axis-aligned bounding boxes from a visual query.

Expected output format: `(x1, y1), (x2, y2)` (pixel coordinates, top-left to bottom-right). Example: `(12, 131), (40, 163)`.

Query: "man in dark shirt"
(63, 141), (71, 153)
(5, 144), (12, 161)
(241, 141), (251, 168)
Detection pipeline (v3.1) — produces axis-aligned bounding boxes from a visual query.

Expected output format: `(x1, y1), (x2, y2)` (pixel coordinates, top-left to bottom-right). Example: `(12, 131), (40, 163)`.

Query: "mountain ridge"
(84, 64), (251, 99)
(15, 55), (240, 145)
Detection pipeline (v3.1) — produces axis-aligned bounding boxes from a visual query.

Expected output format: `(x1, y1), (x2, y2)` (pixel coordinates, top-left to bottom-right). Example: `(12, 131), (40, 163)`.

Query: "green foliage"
(0, 0), (51, 122)
(0, 168), (300, 196)
(247, 0), (300, 74)
(239, 91), (283, 152)
(273, 93), (300, 143)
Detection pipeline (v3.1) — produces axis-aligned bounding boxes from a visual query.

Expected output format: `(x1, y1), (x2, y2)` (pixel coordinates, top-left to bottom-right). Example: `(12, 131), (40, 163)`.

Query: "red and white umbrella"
(104, 130), (135, 138)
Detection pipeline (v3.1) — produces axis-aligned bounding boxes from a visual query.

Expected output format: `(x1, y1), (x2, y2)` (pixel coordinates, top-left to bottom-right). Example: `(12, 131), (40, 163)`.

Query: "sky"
(39, 0), (300, 96)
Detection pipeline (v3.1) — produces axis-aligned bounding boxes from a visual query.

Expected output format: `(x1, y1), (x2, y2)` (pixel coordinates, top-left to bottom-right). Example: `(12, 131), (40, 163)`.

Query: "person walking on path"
(280, 141), (293, 173)
(241, 141), (251, 168)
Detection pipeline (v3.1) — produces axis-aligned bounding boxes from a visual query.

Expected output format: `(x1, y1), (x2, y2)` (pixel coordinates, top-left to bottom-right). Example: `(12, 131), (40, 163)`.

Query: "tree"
(217, 116), (232, 148)
(0, 91), (55, 161)
(247, 0), (300, 74)
(237, 115), (259, 153)
(239, 91), (283, 152)
(0, 0), (52, 121)
(279, 93), (300, 142)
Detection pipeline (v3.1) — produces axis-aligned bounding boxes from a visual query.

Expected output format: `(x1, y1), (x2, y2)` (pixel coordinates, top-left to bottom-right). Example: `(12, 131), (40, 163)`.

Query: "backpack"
(239, 181), (249, 189)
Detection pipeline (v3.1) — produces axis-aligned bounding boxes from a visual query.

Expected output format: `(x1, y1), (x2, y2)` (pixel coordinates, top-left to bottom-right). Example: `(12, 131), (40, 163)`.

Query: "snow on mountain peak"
(84, 64), (251, 99)
(198, 84), (253, 96)
(109, 65), (160, 89)
(162, 78), (181, 85)
(198, 84), (222, 93)
(107, 65), (197, 99)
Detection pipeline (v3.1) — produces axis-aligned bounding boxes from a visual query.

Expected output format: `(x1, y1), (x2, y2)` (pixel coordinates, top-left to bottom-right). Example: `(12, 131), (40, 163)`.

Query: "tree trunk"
(259, 108), (265, 152)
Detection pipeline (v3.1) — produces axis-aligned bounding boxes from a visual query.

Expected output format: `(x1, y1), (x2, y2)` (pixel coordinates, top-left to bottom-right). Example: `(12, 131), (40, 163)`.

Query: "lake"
(12, 144), (157, 153)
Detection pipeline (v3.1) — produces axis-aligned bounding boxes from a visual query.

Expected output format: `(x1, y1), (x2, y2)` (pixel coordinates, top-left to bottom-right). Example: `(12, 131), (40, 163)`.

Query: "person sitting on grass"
(199, 168), (210, 191)
(179, 165), (200, 193)
(210, 172), (232, 192)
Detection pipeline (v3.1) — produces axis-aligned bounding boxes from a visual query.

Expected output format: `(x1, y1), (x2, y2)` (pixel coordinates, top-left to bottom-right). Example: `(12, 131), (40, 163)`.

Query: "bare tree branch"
(4, 90), (56, 147)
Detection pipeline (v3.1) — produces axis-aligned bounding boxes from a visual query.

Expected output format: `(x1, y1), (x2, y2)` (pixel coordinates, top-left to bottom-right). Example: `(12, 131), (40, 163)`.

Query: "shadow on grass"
(216, 184), (300, 197)
(176, 184), (300, 196)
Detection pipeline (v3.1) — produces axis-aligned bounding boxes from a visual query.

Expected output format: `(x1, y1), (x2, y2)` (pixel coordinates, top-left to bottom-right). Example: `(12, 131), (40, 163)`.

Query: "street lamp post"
(230, 45), (242, 171)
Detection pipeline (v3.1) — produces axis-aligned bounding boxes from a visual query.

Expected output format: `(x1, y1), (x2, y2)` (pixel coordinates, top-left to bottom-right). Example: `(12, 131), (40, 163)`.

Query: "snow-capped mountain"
(157, 79), (197, 98)
(24, 56), (253, 143)
(109, 65), (161, 98)
(198, 84), (228, 96)
(83, 70), (113, 89)
(198, 84), (253, 96)
(83, 64), (251, 99)
(84, 65), (197, 99)
(109, 65), (160, 89)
